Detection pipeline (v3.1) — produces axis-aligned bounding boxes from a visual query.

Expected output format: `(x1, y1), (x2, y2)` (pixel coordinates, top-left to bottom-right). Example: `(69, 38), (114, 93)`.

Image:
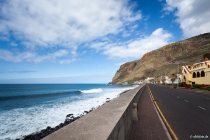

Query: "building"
(144, 77), (155, 83)
(121, 82), (128, 85)
(164, 75), (181, 84)
(181, 59), (210, 88)
(133, 80), (144, 85)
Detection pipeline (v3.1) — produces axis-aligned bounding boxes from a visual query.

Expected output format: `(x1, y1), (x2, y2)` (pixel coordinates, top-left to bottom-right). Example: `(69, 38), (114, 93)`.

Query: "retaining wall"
(42, 84), (145, 140)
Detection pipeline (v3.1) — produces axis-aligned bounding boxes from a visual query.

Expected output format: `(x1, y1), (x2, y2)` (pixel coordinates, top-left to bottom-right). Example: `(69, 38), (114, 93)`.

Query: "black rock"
(41, 129), (46, 133)
(84, 111), (89, 114)
(24, 135), (32, 140)
(55, 125), (60, 130)
(66, 114), (73, 117)
(46, 126), (51, 130)
(59, 123), (64, 127)
(74, 116), (80, 120)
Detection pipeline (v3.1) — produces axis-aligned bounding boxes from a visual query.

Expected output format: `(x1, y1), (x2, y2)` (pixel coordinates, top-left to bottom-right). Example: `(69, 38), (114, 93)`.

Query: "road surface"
(148, 84), (210, 139)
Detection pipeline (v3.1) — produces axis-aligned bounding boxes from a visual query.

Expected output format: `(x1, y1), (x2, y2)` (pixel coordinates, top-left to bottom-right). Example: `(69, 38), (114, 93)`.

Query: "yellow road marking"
(147, 85), (179, 140)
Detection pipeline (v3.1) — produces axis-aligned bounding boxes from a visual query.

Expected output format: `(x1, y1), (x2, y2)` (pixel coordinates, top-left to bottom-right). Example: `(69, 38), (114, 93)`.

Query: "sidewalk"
(128, 86), (170, 140)
(179, 88), (210, 94)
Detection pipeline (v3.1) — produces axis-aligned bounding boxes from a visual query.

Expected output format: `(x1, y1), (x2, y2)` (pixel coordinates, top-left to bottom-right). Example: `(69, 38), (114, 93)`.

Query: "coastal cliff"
(110, 33), (210, 84)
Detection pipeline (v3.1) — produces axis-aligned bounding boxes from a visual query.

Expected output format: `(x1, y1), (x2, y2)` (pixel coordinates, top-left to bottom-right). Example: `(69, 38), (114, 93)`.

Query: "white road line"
(198, 106), (206, 110)
(184, 100), (189, 102)
(177, 96), (180, 98)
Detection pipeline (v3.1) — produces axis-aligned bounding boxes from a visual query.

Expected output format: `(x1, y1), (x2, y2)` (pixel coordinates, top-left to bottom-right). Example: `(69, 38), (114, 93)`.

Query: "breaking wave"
(80, 88), (103, 94)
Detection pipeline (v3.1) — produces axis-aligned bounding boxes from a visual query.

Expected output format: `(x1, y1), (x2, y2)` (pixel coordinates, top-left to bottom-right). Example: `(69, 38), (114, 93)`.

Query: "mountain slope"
(110, 33), (210, 84)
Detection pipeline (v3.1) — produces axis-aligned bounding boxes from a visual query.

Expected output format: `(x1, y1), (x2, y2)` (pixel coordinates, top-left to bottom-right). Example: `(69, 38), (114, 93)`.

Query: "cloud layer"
(0, 49), (71, 63)
(2, 0), (208, 62)
(0, 0), (143, 63)
(91, 28), (172, 59)
(164, 0), (210, 38)
(0, 0), (141, 48)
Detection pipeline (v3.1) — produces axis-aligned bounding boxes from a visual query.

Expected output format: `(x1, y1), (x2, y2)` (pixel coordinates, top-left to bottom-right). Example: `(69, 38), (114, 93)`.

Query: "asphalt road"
(148, 84), (210, 140)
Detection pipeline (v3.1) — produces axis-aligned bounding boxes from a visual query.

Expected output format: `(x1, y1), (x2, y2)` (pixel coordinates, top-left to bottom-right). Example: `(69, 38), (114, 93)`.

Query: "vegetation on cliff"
(110, 33), (210, 84)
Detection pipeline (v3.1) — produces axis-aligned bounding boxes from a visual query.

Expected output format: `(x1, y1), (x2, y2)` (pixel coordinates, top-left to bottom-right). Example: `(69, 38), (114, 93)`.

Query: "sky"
(0, 0), (210, 83)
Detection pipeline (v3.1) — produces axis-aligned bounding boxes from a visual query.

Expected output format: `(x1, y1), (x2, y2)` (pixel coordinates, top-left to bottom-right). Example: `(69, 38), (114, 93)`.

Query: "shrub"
(191, 84), (202, 89)
(204, 86), (210, 91)
(179, 83), (184, 87)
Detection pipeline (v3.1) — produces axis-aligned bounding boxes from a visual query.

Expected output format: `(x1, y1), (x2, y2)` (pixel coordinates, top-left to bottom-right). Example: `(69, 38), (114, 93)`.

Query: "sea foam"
(0, 85), (138, 140)
(80, 88), (103, 93)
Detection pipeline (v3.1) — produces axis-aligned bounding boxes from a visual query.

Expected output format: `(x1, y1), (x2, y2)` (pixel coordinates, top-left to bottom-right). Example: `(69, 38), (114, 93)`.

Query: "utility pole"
(177, 63), (179, 88)
(164, 71), (166, 86)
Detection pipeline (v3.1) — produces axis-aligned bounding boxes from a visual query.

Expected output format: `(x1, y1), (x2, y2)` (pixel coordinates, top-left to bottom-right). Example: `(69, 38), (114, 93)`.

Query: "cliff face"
(110, 33), (210, 84)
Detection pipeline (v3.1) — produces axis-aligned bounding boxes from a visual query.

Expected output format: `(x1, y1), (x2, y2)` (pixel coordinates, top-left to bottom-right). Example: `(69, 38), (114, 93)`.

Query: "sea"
(0, 84), (138, 140)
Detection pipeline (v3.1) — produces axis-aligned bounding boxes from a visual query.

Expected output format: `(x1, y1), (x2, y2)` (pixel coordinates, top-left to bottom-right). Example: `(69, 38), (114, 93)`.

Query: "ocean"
(0, 84), (138, 140)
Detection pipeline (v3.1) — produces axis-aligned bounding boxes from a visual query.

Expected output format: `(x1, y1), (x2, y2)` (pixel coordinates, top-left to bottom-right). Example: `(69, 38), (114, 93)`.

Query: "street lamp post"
(177, 63), (179, 88)
(172, 61), (180, 88)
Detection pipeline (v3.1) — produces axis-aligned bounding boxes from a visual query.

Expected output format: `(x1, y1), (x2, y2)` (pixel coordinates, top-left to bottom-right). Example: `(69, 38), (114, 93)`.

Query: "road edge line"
(147, 85), (179, 140)
(148, 86), (172, 140)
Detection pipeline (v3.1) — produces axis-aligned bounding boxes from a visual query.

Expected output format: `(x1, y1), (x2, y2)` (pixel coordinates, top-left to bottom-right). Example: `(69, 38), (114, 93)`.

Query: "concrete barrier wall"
(42, 84), (145, 140)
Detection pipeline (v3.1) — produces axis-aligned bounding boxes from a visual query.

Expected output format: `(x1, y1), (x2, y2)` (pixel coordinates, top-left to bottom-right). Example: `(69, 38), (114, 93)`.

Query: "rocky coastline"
(21, 108), (95, 140)
(18, 89), (130, 140)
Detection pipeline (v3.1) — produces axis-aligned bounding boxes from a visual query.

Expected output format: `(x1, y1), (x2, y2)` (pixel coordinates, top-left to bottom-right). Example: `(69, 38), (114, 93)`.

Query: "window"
(201, 71), (205, 77)
(197, 72), (200, 77)
(193, 72), (196, 78)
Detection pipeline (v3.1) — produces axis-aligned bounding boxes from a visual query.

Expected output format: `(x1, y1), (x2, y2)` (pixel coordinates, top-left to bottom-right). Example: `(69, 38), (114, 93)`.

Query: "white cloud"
(34, 50), (69, 63)
(162, 4), (175, 13)
(0, 0), (141, 49)
(0, 0), (142, 63)
(90, 42), (109, 50)
(164, 0), (210, 38)
(116, 62), (126, 66)
(100, 28), (172, 58)
(59, 58), (76, 64)
(0, 49), (69, 63)
(10, 42), (18, 47)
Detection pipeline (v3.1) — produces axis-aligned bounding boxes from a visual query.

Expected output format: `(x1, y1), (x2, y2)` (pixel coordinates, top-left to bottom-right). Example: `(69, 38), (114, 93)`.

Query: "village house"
(181, 58), (210, 88)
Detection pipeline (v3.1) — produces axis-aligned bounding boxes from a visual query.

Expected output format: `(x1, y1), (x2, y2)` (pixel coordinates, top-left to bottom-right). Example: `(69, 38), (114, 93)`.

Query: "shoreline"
(21, 89), (131, 140)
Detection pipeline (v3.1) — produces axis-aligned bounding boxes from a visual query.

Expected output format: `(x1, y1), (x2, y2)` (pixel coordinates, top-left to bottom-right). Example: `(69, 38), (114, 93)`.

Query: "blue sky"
(0, 0), (210, 83)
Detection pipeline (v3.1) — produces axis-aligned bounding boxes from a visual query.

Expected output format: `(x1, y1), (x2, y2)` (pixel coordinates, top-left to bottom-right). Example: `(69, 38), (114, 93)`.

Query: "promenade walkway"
(128, 85), (170, 140)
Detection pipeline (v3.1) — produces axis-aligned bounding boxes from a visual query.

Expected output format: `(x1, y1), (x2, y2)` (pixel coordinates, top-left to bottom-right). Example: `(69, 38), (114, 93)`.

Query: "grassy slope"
(111, 33), (210, 84)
